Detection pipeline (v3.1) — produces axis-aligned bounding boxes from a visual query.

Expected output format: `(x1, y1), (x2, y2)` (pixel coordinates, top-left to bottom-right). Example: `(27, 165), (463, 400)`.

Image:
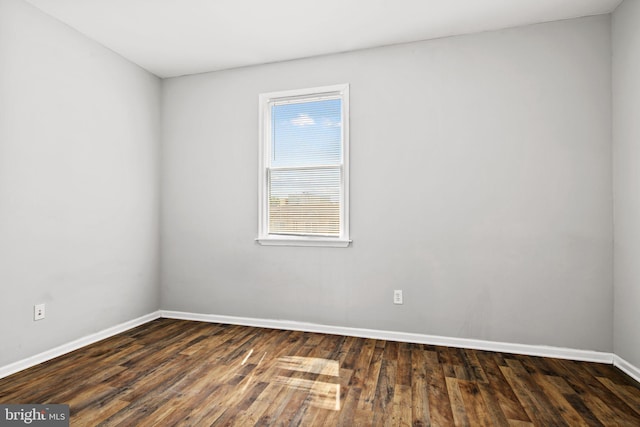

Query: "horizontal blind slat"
(268, 166), (341, 237)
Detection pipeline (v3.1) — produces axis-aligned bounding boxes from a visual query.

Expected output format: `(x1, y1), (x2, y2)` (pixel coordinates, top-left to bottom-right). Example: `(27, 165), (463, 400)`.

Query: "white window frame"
(257, 84), (350, 247)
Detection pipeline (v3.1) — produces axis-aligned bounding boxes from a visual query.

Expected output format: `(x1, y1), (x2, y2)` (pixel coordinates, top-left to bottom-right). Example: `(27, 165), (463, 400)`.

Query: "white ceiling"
(24, 0), (622, 78)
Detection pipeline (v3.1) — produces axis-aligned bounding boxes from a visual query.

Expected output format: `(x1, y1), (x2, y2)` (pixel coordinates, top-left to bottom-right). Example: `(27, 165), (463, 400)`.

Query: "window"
(257, 84), (350, 247)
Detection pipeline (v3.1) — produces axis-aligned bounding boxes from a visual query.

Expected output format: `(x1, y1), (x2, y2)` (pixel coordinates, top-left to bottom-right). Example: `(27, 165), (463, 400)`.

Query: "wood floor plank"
(508, 358), (570, 425)
(72, 398), (129, 426)
(548, 357), (640, 425)
(477, 382), (510, 427)
(424, 349), (456, 425)
(446, 376), (471, 426)
(341, 336), (363, 372)
(0, 319), (639, 426)
(582, 394), (637, 426)
(254, 380), (297, 425)
(177, 384), (234, 426)
(410, 347), (431, 426)
(500, 362), (568, 427)
(531, 373), (589, 427)
(348, 338), (375, 389)
(507, 420), (535, 427)
(465, 349), (489, 383)
(596, 376), (640, 416)
(476, 352), (530, 423)
(458, 379), (493, 426)
(391, 384), (412, 427)
(371, 358), (397, 426)
(357, 342), (384, 411)
(335, 386), (361, 427)
(396, 342), (412, 387)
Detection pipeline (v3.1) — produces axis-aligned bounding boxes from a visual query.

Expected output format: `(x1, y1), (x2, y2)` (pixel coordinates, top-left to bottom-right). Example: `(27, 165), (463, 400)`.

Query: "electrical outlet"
(34, 303), (45, 321)
(393, 290), (403, 305)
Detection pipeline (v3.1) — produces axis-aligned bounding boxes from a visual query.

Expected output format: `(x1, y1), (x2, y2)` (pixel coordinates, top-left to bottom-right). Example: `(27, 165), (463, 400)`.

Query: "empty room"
(1, 0), (639, 425)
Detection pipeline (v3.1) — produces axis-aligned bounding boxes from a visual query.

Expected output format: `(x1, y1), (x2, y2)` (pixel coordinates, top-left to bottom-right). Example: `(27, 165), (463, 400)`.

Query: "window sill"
(255, 236), (352, 248)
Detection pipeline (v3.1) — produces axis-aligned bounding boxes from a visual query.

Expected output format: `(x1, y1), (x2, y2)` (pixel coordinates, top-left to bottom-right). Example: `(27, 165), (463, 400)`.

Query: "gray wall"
(613, 0), (640, 368)
(162, 16), (613, 352)
(0, 0), (161, 366)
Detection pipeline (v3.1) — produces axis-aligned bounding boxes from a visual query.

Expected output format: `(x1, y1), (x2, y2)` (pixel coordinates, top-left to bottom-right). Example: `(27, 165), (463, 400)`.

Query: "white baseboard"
(4, 310), (638, 384)
(160, 310), (614, 364)
(0, 311), (162, 379)
(613, 354), (640, 383)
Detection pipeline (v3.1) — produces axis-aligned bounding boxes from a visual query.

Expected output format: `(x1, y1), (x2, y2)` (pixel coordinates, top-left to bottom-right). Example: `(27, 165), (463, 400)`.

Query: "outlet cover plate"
(34, 303), (45, 321)
(393, 290), (403, 305)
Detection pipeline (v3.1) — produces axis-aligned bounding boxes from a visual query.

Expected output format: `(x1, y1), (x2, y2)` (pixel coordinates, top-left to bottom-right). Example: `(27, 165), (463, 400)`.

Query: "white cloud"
(291, 113), (315, 126)
(323, 118), (341, 128)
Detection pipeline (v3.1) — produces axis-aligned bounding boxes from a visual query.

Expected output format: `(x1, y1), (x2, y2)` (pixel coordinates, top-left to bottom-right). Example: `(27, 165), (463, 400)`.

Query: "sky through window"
(271, 98), (342, 167)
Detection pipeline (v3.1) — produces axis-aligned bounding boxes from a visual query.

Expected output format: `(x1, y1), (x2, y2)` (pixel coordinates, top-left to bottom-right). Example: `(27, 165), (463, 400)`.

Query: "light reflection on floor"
(236, 349), (342, 411)
(274, 376), (341, 411)
(276, 356), (339, 376)
(276, 356), (341, 410)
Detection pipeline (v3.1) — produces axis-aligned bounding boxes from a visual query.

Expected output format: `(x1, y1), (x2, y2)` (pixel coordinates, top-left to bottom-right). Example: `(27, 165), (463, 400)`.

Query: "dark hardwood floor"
(0, 318), (639, 426)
